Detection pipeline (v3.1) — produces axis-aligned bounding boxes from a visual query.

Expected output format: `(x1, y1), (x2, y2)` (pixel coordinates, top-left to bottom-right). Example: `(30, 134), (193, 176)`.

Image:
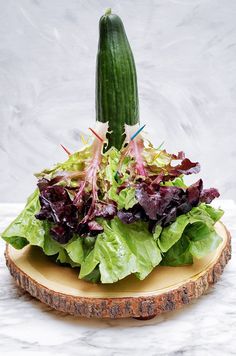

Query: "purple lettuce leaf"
(200, 188), (220, 204)
(117, 204), (147, 224)
(92, 201), (117, 220)
(77, 220), (104, 237)
(117, 178), (212, 232)
(50, 225), (73, 244)
(168, 158), (200, 178)
(135, 184), (184, 221)
(35, 179), (117, 242)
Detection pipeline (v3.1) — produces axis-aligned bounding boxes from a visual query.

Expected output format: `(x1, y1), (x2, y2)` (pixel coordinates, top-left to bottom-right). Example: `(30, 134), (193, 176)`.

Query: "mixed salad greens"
(2, 126), (223, 284)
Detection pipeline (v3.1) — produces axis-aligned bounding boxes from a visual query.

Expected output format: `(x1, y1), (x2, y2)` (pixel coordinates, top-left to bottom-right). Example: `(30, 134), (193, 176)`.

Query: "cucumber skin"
(96, 13), (139, 149)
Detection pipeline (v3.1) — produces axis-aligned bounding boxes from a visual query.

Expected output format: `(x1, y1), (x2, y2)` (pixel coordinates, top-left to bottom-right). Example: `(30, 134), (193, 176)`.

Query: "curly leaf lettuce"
(35, 145), (91, 180)
(100, 147), (137, 209)
(109, 186), (138, 210)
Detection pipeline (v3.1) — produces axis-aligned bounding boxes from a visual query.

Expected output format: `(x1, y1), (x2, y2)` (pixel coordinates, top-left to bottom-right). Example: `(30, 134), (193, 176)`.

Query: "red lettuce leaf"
(77, 220), (104, 237)
(50, 225), (73, 244)
(168, 158), (200, 178)
(118, 178), (213, 232)
(117, 204), (147, 224)
(200, 188), (220, 204)
(35, 179), (117, 242)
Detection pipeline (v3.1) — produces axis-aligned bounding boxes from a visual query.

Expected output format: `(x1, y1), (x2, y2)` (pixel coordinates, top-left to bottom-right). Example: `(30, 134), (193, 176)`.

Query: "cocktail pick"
(89, 128), (104, 143)
(130, 124), (146, 141)
(60, 144), (71, 156)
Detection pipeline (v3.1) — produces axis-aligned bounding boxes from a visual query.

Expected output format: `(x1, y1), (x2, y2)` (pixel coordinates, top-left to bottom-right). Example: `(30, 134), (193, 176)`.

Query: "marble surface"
(0, 199), (235, 355)
(0, 0), (236, 203)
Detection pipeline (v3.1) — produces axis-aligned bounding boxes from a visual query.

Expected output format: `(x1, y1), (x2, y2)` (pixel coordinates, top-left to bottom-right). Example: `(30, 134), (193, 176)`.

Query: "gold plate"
(5, 222), (231, 319)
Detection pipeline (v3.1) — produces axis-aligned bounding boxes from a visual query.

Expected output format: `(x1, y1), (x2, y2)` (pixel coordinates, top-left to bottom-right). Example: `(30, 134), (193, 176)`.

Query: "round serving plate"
(5, 222), (231, 319)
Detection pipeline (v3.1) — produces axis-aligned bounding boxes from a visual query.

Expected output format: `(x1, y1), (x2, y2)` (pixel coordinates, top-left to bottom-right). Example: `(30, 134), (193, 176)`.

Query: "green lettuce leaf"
(100, 147), (121, 185)
(99, 147), (124, 188)
(108, 186), (138, 210)
(79, 248), (99, 278)
(64, 237), (84, 264)
(43, 224), (62, 256)
(82, 266), (101, 283)
(80, 218), (162, 283)
(35, 145), (91, 180)
(157, 204), (222, 253)
(198, 203), (224, 222)
(1, 189), (66, 256)
(1, 190), (45, 249)
(100, 147), (137, 209)
(161, 234), (193, 266)
(162, 176), (187, 188)
(157, 214), (189, 252)
(56, 249), (80, 267)
(187, 223), (222, 258)
(153, 224), (162, 241)
(160, 204), (223, 266)
(143, 145), (172, 169)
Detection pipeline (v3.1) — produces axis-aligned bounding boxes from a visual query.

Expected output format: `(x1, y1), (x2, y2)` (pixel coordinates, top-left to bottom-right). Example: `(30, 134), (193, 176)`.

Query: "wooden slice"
(5, 222), (231, 319)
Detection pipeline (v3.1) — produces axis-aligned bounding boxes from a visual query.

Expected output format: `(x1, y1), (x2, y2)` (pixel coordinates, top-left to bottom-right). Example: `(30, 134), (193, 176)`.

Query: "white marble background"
(0, 0), (235, 202)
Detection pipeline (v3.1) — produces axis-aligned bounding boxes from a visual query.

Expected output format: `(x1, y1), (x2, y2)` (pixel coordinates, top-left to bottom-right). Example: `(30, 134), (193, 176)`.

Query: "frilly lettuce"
(99, 147), (138, 210)
(35, 145), (92, 180)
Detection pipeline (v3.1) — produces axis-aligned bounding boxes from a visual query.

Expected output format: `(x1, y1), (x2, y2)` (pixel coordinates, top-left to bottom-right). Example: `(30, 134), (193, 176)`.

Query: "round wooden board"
(5, 222), (231, 319)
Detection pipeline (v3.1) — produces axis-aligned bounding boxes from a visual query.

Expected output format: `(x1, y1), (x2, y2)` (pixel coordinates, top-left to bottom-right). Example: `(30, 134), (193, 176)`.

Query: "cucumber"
(96, 9), (139, 149)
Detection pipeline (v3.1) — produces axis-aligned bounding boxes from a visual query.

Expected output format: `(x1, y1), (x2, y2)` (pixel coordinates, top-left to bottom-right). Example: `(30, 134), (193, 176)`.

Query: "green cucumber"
(96, 9), (139, 149)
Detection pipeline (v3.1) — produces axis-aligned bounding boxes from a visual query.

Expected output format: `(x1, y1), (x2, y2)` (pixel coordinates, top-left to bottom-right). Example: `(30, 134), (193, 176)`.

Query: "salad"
(1, 10), (223, 284)
(2, 132), (223, 284)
